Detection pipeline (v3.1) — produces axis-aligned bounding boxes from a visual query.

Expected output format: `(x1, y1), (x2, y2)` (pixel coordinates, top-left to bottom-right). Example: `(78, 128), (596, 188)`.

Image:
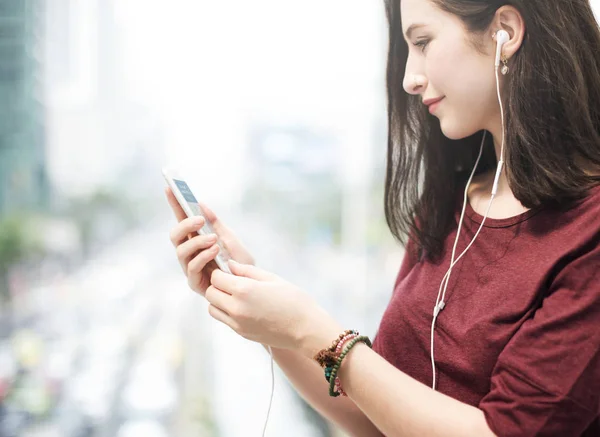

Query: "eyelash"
(413, 39), (430, 53)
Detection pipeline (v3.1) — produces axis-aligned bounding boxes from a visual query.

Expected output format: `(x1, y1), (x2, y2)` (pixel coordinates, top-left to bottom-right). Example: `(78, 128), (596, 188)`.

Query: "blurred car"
(116, 419), (169, 437)
(43, 337), (79, 399)
(120, 359), (178, 420)
(0, 340), (17, 401)
(66, 367), (117, 422)
(0, 403), (30, 437)
(52, 401), (97, 437)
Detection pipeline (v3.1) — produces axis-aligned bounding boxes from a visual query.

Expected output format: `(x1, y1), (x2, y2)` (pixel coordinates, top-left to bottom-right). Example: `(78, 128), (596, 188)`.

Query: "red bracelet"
(335, 333), (358, 355)
(332, 333), (358, 397)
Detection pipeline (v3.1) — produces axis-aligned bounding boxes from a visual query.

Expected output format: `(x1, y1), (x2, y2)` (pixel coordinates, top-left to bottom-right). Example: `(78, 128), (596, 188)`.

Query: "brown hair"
(384, 0), (600, 262)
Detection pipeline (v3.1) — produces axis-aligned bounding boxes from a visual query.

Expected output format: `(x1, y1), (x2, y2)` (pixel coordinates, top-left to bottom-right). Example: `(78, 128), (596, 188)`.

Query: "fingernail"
(207, 234), (217, 242)
(193, 217), (205, 226)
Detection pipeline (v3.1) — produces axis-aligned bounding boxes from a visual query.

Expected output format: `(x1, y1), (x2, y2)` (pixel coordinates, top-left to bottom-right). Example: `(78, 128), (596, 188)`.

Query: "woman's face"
(401, 0), (500, 140)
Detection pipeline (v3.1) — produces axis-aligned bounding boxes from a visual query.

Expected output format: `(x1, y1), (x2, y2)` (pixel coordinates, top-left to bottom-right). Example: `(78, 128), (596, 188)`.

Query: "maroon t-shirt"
(372, 184), (600, 437)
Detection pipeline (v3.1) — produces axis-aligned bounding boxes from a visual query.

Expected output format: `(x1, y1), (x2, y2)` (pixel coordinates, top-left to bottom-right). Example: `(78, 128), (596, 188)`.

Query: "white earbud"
(494, 30), (510, 67)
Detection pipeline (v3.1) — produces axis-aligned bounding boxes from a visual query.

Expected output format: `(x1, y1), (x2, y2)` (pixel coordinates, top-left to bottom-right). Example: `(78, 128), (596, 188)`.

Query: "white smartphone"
(162, 167), (232, 274)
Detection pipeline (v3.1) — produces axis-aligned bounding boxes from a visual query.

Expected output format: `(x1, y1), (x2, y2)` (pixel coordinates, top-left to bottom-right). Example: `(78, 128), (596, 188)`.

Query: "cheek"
(429, 52), (498, 139)
(425, 46), (454, 92)
(428, 44), (492, 104)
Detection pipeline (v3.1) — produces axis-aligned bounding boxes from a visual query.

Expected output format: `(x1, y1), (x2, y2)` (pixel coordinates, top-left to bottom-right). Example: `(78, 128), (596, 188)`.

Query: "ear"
(491, 5), (526, 60)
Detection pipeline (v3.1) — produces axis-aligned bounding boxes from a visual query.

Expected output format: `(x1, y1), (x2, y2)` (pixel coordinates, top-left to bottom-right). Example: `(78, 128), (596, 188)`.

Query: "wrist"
(337, 341), (368, 375)
(297, 310), (343, 359)
(326, 335), (371, 398)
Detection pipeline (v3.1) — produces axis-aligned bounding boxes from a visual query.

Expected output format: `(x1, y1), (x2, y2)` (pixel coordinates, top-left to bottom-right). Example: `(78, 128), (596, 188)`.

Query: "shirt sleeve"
(372, 235), (420, 353)
(395, 236), (420, 288)
(479, 243), (600, 437)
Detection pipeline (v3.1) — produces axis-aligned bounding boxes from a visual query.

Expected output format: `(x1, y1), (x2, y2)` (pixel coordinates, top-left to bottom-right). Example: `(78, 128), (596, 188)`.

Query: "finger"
(165, 187), (188, 222)
(197, 202), (230, 235)
(189, 261), (218, 297)
(197, 202), (218, 225)
(176, 233), (218, 263)
(169, 216), (206, 247)
(210, 267), (254, 296)
(207, 303), (239, 333)
(187, 243), (220, 276)
(205, 285), (234, 314)
(228, 260), (278, 282)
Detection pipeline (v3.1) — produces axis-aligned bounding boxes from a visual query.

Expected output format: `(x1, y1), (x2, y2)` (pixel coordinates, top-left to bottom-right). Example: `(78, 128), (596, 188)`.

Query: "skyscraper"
(0, 0), (48, 215)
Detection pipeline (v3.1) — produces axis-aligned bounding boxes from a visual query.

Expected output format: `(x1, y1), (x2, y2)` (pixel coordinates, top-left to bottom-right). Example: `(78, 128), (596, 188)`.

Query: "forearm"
(261, 344), (384, 437)
(336, 343), (497, 437)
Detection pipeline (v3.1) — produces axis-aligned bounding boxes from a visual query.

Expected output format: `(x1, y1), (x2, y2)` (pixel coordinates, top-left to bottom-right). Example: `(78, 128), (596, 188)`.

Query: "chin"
(439, 118), (479, 141)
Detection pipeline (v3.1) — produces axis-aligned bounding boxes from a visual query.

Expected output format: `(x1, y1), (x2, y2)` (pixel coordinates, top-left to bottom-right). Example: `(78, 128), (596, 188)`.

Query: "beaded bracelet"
(323, 333), (359, 391)
(332, 332), (359, 393)
(328, 335), (372, 397)
(335, 333), (358, 355)
(314, 329), (358, 369)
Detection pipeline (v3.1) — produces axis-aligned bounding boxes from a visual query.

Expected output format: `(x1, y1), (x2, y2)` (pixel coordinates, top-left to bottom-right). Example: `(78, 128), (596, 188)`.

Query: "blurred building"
(45, 0), (165, 202)
(0, 0), (48, 215)
(241, 121), (342, 245)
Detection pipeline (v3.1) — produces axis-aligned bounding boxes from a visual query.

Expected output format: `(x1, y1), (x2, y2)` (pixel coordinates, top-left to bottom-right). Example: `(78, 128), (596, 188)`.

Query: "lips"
(423, 96), (444, 107)
(424, 96), (445, 114)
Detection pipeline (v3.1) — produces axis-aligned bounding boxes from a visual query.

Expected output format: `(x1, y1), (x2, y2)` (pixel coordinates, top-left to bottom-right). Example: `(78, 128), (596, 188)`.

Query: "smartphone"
(162, 167), (232, 274)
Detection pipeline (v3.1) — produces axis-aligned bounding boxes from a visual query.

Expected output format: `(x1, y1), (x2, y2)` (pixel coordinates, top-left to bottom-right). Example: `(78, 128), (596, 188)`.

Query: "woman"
(166, 0), (600, 435)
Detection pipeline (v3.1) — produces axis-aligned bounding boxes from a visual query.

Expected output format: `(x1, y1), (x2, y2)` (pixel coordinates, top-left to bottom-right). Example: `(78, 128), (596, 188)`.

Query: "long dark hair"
(384, 0), (600, 263)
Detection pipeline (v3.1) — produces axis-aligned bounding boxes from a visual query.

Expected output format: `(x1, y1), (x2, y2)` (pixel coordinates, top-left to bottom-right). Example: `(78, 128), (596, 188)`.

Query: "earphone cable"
(262, 346), (275, 436)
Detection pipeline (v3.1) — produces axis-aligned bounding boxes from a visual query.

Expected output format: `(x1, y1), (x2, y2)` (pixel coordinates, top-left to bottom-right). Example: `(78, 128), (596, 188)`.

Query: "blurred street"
(0, 206), (400, 437)
(0, 219), (189, 437)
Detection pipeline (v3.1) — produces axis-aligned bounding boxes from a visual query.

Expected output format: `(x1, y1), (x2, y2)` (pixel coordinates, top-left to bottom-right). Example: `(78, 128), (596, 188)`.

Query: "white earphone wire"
(430, 132), (484, 390)
(430, 35), (507, 391)
(262, 346), (275, 436)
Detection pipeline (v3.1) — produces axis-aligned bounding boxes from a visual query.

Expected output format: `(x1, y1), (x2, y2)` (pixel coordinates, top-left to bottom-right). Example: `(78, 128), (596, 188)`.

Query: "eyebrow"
(405, 23), (427, 40)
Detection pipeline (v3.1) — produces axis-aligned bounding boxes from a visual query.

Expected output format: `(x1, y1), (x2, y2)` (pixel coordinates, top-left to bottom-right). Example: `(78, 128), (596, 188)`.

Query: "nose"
(403, 73), (427, 95)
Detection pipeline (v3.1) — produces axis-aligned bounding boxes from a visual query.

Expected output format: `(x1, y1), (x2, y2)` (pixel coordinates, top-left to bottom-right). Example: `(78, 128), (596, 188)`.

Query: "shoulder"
(552, 183), (600, 224)
(534, 183), (600, 263)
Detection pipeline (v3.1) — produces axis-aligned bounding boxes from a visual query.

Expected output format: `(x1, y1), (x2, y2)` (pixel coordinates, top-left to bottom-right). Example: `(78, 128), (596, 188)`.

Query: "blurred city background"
(1, 1), (599, 437)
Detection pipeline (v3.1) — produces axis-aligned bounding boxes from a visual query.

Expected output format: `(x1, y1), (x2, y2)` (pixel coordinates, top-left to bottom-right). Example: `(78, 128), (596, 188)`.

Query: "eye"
(413, 38), (430, 53)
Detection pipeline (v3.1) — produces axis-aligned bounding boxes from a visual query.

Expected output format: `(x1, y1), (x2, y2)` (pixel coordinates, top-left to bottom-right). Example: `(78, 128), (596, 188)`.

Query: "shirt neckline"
(463, 182), (600, 228)
(464, 196), (542, 228)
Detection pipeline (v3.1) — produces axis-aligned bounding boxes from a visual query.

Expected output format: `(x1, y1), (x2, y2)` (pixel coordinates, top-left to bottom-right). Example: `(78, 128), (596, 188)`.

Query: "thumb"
(228, 260), (277, 281)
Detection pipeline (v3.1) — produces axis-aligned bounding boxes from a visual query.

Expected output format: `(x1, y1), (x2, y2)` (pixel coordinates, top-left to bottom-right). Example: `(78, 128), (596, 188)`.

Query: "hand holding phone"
(163, 167), (254, 294)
